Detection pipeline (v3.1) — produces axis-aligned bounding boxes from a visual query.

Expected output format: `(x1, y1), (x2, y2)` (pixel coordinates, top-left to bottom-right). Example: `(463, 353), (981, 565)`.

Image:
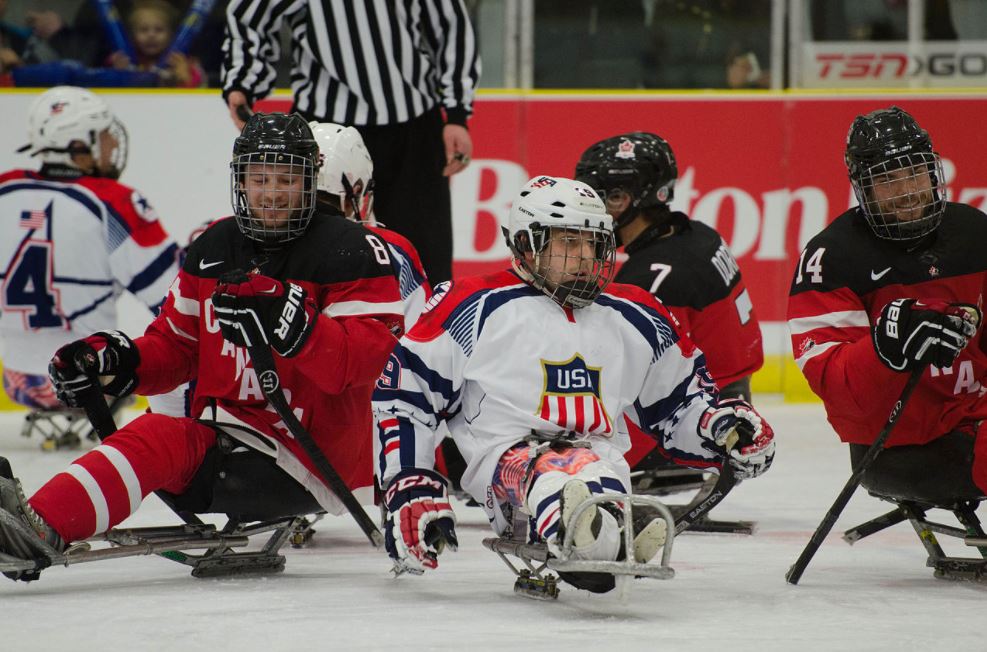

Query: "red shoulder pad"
(408, 269), (524, 342)
(76, 177), (170, 247)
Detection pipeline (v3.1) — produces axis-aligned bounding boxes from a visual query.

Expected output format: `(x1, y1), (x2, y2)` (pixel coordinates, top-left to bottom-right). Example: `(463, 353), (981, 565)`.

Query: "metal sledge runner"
(483, 493), (676, 600)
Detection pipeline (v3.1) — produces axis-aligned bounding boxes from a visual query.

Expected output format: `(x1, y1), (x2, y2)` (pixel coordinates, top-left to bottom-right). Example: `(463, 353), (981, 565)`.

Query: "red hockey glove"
(873, 299), (981, 372)
(699, 398), (775, 480)
(212, 272), (317, 358)
(384, 468), (458, 575)
(49, 330), (140, 407)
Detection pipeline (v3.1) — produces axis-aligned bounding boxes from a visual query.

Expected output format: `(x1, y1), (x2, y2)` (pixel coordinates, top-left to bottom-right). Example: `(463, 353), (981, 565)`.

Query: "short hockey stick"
(72, 348), (205, 526)
(68, 351), (202, 525)
(786, 366), (924, 585)
(157, 0), (217, 67)
(243, 341), (385, 548)
(674, 463), (737, 535)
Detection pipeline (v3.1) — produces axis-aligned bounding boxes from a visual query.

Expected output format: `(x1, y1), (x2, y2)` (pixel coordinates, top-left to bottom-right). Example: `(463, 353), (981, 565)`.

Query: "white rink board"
(0, 401), (982, 651)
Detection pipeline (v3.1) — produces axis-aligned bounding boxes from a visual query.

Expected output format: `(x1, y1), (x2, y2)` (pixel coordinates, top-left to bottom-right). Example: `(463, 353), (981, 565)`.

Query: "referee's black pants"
(296, 106), (453, 285)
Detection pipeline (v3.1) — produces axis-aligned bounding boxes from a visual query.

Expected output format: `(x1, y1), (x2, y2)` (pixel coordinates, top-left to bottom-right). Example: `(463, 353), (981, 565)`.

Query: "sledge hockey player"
(372, 175), (775, 592)
(308, 121), (431, 329)
(0, 86), (179, 450)
(788, 106), (987, 507)
(575, 133), (763, 508)
(0, 113), (403, 581)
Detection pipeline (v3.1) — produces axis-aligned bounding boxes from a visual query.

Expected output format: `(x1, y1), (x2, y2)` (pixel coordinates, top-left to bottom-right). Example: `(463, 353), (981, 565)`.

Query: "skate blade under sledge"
(0, 516), (307, 582)
(483, 493), (676, 600)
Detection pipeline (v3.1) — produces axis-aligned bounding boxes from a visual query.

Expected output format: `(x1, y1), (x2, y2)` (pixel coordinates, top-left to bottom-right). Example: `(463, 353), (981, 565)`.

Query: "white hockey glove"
(384, 468), (458, 575)
(699, 398), (775, 480)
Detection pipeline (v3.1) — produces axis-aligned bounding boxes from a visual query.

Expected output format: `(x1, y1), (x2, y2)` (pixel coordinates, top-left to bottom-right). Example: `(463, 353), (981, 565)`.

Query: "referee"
(221, 0), (480, 284)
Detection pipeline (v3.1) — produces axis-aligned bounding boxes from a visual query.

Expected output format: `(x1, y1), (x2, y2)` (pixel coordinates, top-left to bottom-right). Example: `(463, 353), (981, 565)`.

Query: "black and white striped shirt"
(222, 0), (480, 126)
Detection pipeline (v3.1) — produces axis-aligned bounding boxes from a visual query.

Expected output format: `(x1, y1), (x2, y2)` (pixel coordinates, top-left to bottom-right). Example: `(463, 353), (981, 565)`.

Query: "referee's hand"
(442, 125), (472, 177)
(228, 91), (253, 131)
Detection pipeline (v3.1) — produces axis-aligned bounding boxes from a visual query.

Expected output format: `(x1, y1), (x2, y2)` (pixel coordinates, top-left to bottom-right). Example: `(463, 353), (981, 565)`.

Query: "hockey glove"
(872, 299), (981, 372)
(211, 272), (317, 358)
(384, 468), (458, 575)
(699, 398), (775, 480)
(49, 330), (140, 407)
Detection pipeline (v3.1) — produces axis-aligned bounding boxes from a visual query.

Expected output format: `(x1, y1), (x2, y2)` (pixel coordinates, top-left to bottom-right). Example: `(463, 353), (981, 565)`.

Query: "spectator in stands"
(109, 0), (204, 88)
(0, 0), (28, 77)
(23, 8), (102, 67)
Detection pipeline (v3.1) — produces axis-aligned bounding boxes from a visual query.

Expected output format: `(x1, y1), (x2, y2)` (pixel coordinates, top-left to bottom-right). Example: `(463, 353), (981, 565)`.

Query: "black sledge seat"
(844, 432), (987, 581)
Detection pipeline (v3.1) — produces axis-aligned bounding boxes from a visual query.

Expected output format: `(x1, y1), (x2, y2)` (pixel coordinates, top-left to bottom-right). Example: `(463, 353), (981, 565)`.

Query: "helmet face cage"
(231, 152), (317, 244)
(845, 107), (945, 241)
(852, 151), (946, 241)
(512, 223), (617, 309)
(97, 118), (129, 179)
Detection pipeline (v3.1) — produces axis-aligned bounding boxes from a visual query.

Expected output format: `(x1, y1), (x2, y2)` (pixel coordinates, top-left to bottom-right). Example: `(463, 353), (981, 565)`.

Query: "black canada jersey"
(616, 212), (763, 388)
(788, 202), (987, 446)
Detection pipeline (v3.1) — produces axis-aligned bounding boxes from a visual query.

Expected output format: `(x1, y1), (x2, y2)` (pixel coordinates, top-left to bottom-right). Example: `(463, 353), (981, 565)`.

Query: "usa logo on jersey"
(537, 354), (612, 436)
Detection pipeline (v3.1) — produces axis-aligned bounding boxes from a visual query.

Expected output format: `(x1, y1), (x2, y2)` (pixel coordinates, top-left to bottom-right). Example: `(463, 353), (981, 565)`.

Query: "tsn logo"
(816, 52), (987, 79)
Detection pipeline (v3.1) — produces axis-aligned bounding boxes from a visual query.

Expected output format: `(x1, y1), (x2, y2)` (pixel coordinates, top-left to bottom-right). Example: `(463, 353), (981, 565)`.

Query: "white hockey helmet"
(504, 176), (616, 308)
(308, 121), (374, 221)
(19, 86), (128, 177)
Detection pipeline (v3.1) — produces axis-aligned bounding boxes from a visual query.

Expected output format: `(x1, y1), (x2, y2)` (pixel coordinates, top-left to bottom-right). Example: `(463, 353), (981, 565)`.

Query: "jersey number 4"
(1, 241), (66, 329)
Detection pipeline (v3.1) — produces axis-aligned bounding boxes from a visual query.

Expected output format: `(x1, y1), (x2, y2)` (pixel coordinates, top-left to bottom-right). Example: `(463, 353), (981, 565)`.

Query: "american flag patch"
(20, 201), (52, 230)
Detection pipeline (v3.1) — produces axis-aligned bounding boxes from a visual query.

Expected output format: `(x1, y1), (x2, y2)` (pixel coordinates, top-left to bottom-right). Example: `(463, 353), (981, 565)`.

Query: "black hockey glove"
(49, 330), (140, 407)
(384, 468), (458, 575)
(211, 271), (317, 358)
(699, 398), (775, 480)
(872, 299), (981, 372)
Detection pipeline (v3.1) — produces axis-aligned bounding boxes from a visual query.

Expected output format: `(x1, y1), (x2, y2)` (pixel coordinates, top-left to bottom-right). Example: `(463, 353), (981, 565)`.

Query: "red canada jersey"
(615, 213), (763, 387)
(614, 213), (763, 468)
(134, 213), (403, 510)
(788, 203), (987, 447)
(367, 224), (431, 329)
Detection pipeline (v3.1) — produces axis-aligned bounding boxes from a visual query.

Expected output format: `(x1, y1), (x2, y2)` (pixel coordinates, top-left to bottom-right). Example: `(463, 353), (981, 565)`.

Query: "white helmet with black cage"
(504, 176), (616, 309)
(308, 121), (375, 221)
(18, 86), (128, 178)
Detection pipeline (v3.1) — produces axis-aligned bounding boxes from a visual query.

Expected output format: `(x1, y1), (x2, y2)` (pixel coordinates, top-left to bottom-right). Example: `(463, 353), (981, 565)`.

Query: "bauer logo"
(537, 354), (612, 436)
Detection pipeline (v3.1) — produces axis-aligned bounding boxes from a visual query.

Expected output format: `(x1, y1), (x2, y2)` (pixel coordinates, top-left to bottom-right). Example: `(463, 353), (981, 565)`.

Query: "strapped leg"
(488, 439), (674, 596)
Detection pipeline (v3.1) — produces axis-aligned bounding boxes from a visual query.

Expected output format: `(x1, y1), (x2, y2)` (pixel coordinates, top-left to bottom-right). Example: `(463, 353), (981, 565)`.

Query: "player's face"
(243, 162), (308, 229)
(131, 9), (172, 59)
(595, 187), (632, 220)
(868, 164), (935, 223)
(535, 228), (599, 289)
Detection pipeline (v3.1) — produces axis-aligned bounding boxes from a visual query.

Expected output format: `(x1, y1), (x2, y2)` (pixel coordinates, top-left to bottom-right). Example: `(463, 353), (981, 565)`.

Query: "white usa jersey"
(373, 268), (728, 531)
(0, 168), (179, 375)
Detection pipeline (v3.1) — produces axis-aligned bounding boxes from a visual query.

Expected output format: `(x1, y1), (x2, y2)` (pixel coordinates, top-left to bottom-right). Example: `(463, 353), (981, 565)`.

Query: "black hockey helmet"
(845, 106), (946, 241)
(574, 132), (678, 238)
(230, 112), (320, 244)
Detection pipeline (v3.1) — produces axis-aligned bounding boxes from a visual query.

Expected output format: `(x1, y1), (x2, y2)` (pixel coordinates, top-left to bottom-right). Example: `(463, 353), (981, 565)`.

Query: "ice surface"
(0, 401), (983, 651)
